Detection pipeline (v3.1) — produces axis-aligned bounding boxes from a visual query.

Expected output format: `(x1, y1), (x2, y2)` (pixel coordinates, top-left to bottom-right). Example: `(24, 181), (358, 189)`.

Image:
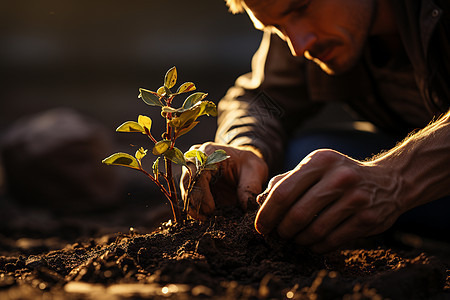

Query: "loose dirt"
(1, 207), (449, 299)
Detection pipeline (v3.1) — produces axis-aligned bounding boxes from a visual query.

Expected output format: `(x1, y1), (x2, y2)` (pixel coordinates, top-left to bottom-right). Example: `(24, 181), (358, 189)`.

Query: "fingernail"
(256, 191), (269, 205)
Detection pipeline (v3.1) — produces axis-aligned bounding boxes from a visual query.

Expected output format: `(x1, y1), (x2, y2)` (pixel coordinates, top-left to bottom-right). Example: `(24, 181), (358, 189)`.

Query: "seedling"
(102, 67), (229, 223)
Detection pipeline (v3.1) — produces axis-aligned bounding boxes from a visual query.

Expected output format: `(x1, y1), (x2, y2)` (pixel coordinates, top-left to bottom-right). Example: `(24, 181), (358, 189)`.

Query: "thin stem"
(138, 168), (170, 199)
(140, 167), (180, 222)
(164, 157), (180, 222)
(184, 168), (202, 213)
(147, 132), (158, 144)
(163, 99), (182, 222)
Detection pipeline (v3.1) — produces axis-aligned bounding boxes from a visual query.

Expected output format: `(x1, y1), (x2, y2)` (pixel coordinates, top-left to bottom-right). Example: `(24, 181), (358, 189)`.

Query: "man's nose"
(284, 27), (317, 57)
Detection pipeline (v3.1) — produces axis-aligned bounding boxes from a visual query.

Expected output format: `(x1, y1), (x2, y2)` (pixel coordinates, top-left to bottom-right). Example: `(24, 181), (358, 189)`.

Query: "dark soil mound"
(1, 207), (449, 299)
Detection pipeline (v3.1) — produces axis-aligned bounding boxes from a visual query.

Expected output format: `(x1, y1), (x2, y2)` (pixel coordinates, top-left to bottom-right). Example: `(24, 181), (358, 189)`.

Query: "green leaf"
(116, 121), (145, 133)
(138, 115), (152, 133)
(198, 101), (217, 117)
(135, 147), (147, 161)
(152, 157), (160, 180)
(152, 140), (171, 155)
(102, 153), (140, 170)
(182, 92), (208, 110)
(176, 82), (196, 94)
(196, 150), (208, 166)
(204, 164), (219, 171)
(175, 121), (199, 137)
(184, 149), (205, 168)
(164, 147), (187, 167)
(205, 149), (230, 166)
(139, 88), (163, 107)
(169, 106), (201, 129)
(161, 106), (180, 114)
(184, 149), (199, 158)
(164, 66), (177, 89)
(157, 86), (166, 97)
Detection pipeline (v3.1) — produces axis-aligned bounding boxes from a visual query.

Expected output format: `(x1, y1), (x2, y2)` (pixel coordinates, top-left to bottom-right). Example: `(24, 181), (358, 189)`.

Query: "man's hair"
(225, 0), (245, 14)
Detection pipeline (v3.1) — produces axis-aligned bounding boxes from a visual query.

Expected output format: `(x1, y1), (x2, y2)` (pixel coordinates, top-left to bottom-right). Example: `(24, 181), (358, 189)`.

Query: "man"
(181, 0), (450, 253)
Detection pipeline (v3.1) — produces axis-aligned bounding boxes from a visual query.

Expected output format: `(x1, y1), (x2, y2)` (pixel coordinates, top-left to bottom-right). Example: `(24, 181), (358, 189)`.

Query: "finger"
(187, 171), (215, 217)
(294, 205), (351, 247)
(309, 216), (367, 253)
(187, 201), (207, 221)
(266, 172), (290, 190)
(196, 142), (219, 156)
(293, 188), (367, 246)
(255, 163), (323, 235)
(180, 163), (195, 199)
(237, 162), (268, 211)
(277, 166), (358, 240)
(276, 184), (342, 240)
(256, 172), (289, 205)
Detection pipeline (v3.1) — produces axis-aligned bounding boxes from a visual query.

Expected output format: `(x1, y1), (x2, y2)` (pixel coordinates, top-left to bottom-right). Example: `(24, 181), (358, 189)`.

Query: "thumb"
(256, 171), (290, 205)
(237, 164), (267, 211)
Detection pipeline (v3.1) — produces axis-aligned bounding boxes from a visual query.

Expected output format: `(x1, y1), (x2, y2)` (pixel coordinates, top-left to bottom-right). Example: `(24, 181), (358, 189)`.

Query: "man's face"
(244, 0), (376, 75)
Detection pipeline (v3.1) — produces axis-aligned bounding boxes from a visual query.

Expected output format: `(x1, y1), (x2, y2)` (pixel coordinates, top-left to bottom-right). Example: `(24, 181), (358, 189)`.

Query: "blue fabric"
(284, 128), (450, 238)
(284, 128), (397, 169)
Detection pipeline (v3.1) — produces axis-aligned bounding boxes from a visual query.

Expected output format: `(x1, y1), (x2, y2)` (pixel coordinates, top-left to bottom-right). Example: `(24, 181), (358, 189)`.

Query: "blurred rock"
(0, 108), (122, 214)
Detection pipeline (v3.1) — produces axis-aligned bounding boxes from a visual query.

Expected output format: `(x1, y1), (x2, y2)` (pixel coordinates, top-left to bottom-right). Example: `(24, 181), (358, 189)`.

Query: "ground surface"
(1, 206), (449, 300)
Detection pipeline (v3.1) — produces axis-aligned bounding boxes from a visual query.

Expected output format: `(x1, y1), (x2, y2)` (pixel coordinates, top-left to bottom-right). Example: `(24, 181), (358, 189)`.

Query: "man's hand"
(255, 149), (404, 253)
(180, 142), (268, 219)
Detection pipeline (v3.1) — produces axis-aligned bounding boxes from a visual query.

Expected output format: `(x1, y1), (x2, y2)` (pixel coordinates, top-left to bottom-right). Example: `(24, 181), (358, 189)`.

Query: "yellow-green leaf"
(182, 92), (208, 110)
(135, 147), (147, 161)
(138, 115), (152, 133)
(116, 121), (145, 133)
(164, 66), (177, 89)
(164, 147), (187, 167)
(161, 106), (180, 114)
(152, 157), (160, 180)
(102, 153), (140, 170)
(198, 101), (217, 117)
(169, 106), (201, 129)
(157, 86), (166, 97)
(196, 150), (208, 166)
(176, 82), (196, 94)
(152, 140), (171, 155)
(184, 149), (199, 158)
(175, 121), (199, 137)
(139, 88), (163, 107)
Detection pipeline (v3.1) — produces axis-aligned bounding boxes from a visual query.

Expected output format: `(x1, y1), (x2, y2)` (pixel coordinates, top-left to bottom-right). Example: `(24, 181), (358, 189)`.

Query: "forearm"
(368, 110), (450, 212)
(215, 33), (323, 173)
(215, 88), (287, 171)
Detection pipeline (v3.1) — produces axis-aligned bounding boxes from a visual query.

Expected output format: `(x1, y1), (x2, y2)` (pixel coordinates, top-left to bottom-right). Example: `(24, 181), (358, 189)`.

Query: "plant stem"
(147, 132), (157, 144)
(164, 157), (181, 222)
(139, 169), (170, 200)
(163, 103), (182, 223)
(184, 169), (201, 213)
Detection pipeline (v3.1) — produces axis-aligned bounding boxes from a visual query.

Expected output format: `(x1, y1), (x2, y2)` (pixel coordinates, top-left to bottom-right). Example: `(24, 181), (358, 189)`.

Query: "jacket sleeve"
(215, 32), (323, 172)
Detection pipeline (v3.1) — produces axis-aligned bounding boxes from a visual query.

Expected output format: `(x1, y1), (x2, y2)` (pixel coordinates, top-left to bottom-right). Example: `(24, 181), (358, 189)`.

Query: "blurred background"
(0, 0), (260, 138)
(0, 0), (262, 237)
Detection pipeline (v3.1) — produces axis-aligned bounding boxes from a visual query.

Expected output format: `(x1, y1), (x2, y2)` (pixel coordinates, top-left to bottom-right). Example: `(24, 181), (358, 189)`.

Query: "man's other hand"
(255, 149), (403, 253)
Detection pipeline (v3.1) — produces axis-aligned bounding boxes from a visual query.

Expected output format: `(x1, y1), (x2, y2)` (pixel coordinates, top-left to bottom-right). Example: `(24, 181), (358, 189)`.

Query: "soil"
(0, 206), (449, 300)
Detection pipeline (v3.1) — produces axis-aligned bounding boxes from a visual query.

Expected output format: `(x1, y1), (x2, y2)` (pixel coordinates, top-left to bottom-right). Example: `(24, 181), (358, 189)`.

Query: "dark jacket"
(215, 0), (449, 171)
